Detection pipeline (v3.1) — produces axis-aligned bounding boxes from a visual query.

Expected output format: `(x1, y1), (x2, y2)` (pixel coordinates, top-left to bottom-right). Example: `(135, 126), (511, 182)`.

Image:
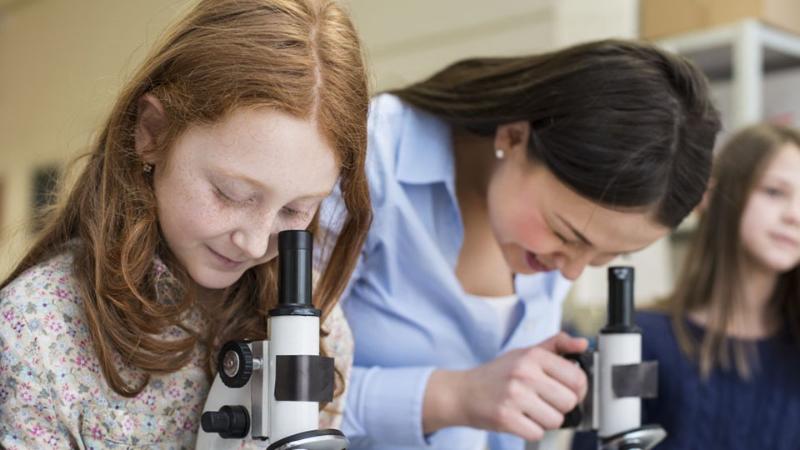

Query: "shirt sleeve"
(323, 95), (441, 446)
(316, 182), (367, 303)
(0, 302), (73, 449)
(342, 365), (436, 448)
(319, 191), (436, 446)
(316, 200), (437, 447)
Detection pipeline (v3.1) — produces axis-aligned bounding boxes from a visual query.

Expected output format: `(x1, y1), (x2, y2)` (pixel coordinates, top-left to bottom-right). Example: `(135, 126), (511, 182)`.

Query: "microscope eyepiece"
(271, 230), (320, 317)
(278, 230), (313, 306)
(603, 266), (640, 334)
(278, 229), (313, 252)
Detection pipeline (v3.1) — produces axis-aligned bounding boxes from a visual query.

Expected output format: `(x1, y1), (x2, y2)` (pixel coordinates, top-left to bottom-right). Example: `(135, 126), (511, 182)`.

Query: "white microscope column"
(268, 314), (321, 442)
(598, 332), (641, 438)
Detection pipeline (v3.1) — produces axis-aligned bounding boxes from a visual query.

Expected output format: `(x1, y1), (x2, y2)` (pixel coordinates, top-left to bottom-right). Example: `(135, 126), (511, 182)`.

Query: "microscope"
(562, 266), (666, 450)
(196, 230), (349, 450)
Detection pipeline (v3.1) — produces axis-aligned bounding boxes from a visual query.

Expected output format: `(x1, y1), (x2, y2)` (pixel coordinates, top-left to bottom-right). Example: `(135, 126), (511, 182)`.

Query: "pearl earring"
(143, 163), (154, 174)
(495, 148), (505, 160)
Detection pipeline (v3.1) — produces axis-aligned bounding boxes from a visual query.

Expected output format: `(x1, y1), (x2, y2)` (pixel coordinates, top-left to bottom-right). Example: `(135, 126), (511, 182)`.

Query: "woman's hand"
(423, 332), (588, 441)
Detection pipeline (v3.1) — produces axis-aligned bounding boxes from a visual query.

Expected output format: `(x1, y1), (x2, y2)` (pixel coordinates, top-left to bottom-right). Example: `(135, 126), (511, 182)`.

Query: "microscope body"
(564, 267), (665, 450)
(195, 230), (348, 450)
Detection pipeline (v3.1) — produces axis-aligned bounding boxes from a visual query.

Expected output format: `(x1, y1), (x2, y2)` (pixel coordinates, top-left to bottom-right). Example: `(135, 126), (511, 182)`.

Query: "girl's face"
(739, 144), (800, 274)
(486, 143), (669, 281)
(151, 107), (339, 292)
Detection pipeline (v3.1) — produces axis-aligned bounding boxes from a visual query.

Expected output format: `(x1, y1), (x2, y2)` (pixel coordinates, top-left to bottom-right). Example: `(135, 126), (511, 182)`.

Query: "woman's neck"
(451, 128), (514, 296)
(452, 128), (497, 201)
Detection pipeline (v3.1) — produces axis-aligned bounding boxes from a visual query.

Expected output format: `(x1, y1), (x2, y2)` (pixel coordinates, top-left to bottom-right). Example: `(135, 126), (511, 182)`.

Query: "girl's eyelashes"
(285, 199), (324, 220)
(212, 178), (316, 218)
(213, 185), (254, 206)
(213, 186), (233, 202)
(762, 185), (787, 198)
(281, 206), (307, 217)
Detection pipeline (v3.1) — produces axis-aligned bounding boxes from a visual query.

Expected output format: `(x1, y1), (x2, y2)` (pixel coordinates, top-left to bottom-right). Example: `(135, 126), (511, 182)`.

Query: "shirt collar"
(394, 100), (455, 187)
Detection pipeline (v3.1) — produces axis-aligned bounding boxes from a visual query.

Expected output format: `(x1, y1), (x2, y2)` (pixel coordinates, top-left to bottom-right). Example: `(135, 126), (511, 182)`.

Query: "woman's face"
(148, 107), (339, 291)
(739, 144), (800, 274)
(486, 145), (669, 281)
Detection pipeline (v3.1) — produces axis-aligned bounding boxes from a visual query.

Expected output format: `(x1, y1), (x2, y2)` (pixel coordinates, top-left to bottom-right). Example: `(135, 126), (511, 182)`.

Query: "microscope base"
(267, 429), (348, 450)
(600, 424), (666, 450)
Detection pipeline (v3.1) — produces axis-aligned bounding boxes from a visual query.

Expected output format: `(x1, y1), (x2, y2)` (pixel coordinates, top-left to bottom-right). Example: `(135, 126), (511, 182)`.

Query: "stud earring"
(143, 163), (154, 174)
(495, 148), (505, 160)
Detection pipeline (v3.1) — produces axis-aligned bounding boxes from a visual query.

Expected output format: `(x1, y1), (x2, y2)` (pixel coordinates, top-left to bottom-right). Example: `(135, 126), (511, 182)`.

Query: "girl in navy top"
(573, 123), (800, 450)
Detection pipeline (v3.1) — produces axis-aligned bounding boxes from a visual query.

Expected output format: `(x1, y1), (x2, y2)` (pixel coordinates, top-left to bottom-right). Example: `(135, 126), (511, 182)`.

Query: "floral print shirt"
(0, 251), (353, 449)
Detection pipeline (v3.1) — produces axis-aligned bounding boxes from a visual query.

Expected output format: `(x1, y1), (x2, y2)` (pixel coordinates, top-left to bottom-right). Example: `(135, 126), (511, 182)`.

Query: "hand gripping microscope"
(561, 267), (666, 450)
(196, 230), (348, 450)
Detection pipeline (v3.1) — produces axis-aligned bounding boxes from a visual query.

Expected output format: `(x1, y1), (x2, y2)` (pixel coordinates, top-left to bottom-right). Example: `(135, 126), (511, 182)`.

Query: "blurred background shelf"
(658, 19), (800, 131)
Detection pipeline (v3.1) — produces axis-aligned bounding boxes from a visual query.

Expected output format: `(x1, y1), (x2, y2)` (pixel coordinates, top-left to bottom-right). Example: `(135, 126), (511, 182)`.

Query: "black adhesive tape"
(612, 360), (658, 399)
(274, 355), (335, 402)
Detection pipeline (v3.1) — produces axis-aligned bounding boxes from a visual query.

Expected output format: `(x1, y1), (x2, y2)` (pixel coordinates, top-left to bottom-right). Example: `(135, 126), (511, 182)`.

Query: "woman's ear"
(494, 121), (531, 160)
(134, 93), (167, 162)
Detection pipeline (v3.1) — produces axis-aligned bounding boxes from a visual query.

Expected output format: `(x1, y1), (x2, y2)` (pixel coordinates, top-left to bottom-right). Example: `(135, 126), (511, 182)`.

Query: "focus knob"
(201, 405), (250, 439)
(218, 341), (253, 388)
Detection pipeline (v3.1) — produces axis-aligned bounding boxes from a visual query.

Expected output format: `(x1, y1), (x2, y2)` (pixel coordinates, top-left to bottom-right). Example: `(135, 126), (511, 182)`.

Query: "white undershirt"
(476, 293), (521, 338)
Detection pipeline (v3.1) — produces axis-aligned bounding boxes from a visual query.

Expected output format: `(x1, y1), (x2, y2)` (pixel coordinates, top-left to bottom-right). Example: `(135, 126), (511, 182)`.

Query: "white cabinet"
(656, 19), (800, 131)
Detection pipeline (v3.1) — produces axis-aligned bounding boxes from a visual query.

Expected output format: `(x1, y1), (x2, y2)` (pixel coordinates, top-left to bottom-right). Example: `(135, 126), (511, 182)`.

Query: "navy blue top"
(572, 311), (800, 450)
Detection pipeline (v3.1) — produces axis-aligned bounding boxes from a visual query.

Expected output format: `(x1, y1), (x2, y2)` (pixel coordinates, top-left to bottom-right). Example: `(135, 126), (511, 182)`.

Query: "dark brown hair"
(670, 123), (800, 378)
(2, 0), (371, 398)
(390, 39), (721, 228)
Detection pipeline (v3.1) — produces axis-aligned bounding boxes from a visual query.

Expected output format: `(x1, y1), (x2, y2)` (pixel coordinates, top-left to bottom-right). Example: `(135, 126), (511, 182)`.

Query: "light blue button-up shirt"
(321, 94), (571, 450)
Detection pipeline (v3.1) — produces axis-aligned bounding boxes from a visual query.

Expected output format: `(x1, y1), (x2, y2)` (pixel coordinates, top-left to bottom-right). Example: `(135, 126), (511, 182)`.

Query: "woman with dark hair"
(319, 39), (721, 450)
(575, 124), (800, 450)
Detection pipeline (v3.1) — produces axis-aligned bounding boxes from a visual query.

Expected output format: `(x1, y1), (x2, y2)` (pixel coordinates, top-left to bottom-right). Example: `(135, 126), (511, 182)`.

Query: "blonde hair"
(3, 0), (371, 398)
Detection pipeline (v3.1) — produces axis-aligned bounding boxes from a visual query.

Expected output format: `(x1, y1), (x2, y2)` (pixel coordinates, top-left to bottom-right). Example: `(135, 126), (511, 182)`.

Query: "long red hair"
(2, 0), (371, 398)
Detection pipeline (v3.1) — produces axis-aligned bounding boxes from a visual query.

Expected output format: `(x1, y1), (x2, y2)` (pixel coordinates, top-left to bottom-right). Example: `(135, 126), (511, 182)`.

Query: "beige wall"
(349, 0), (638, 91)
(0, 0), (194, 276)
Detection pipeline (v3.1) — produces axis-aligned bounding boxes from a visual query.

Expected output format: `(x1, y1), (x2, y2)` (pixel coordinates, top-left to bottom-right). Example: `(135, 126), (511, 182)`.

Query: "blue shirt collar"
(395, 102), (455, 186)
